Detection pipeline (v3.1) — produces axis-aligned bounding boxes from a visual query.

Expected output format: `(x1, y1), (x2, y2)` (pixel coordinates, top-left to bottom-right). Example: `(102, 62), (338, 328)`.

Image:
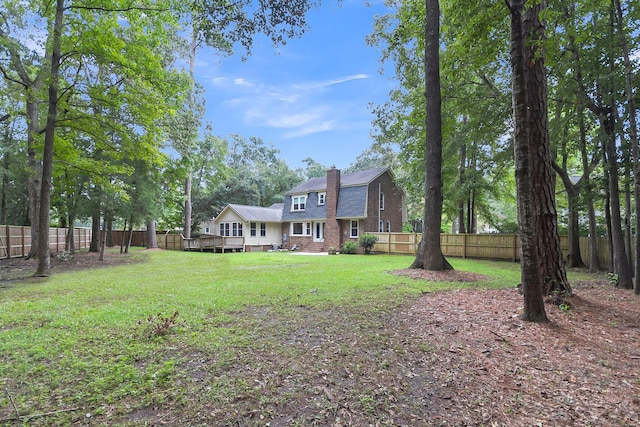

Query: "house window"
(260, 223), (267, 237)
(292, 195), (306, 211)
(386, 221), (391, 232)
(220, 222), (230, 236)
(250, 222), (257, 237)
(350, 220), (359, 238)
(318, 192), (326, 205)
(232, 222), (243, 237)
(205, 227), (210, 234)
(380, 192), (385, 210)
(378, 220), (384, 232)
(291, 222), (311, 236)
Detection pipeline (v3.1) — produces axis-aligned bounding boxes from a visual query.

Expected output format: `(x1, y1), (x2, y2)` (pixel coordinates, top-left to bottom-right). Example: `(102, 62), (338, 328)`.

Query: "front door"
(313, 222), (325, 242)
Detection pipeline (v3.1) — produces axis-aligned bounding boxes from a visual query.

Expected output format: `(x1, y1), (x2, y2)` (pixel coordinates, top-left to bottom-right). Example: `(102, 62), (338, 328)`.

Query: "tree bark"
(614, 0), (640, 294)
(523, 0), (570, 296)
(146, 220), (158, 248)
(507, 0), (547, 323)
(410, 0), (452, 271)
(35, 0), (64, 276)
(90, 213), (101, 252)
(458, 140), (466, 234)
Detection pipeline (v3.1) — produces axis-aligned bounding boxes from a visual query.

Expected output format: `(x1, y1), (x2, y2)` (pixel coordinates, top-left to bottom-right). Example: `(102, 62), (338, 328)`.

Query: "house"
(203, 166), (407, 252)
(205, 203), (284, 252)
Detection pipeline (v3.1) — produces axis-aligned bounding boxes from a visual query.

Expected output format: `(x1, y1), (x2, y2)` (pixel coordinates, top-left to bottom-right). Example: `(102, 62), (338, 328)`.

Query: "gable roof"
(287, 166), (389, 194)
(221, 203), (283, 222)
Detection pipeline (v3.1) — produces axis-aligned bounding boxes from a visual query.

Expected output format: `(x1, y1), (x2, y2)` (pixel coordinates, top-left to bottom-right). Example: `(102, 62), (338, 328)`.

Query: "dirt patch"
(391, 268), (490, 282)
(0, 250), (145, 284)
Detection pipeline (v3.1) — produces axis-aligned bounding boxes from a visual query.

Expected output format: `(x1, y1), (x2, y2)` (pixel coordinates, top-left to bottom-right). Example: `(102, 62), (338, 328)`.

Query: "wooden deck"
(182, 235), (244, 253)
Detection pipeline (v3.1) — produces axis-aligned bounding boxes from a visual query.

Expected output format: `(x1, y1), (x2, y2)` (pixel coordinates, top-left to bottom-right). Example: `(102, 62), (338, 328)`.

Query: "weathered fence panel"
(372, 232), (610, 270)
(0, 225), (91, 260)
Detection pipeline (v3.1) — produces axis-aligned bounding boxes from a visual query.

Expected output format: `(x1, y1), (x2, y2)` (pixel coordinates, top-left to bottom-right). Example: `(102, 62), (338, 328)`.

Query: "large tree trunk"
(523, 0), (570, 296)
(90, 213), (101, 252)
(508, 0), (547, 322)
(410, 0), (452, 271)
(146, 220), (157, 248)
(614, 0), (640, 294)
(35, 0), (64, 276)
(578, 111), (600, 272)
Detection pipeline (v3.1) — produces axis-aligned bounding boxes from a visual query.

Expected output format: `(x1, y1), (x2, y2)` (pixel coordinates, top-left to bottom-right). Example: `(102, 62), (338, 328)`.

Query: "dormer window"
(318, 192), (326, 206)
(292, 195), (306, 212)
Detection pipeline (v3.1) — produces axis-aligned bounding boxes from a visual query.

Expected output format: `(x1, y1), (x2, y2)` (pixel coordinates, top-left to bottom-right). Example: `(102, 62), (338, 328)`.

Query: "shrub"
(341, 241), (358, 254)
(358, 234), (379, 254)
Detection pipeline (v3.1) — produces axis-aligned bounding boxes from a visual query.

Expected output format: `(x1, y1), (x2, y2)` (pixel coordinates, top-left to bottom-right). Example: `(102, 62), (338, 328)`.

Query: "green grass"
(0, 250), (603, 425)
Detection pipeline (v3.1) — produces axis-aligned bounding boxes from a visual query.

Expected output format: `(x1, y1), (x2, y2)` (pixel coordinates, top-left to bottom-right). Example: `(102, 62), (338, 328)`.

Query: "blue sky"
(193, 0), (395, 170)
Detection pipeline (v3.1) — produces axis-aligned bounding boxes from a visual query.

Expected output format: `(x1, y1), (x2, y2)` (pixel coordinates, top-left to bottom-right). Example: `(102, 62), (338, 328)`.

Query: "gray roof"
(287, 167), (389, 194)
(336, 186), (368, 218)
(227, 203), (282, 222)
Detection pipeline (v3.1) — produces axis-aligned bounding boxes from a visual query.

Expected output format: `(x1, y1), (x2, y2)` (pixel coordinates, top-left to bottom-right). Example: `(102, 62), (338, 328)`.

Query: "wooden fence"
(371, 232), (611, 270)
(0, 225), (92, 259)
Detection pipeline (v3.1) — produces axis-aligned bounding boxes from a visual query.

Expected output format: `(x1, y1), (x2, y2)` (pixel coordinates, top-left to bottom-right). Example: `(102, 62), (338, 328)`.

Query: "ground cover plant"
(0, 249), (638, 426)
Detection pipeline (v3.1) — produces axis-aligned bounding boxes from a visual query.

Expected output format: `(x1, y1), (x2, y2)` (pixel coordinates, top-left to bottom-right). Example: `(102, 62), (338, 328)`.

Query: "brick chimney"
(325, 167), (341, 250)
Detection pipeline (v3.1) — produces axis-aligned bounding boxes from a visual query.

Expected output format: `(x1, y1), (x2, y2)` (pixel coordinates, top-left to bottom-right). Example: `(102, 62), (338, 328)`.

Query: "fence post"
(463, 233), (467, 259)
(6, 225), (11, 259)
(22, 226), (26, 257)
(388, 232), (391, 254)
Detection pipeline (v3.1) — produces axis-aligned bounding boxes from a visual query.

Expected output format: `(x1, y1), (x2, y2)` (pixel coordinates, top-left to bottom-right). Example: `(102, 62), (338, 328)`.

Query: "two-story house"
(204, 166), (407, 252)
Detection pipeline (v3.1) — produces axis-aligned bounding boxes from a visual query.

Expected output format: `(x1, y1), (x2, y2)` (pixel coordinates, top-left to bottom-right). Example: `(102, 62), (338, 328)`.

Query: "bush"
(341, 241), (359, 254)
(358, 234), (379, 254)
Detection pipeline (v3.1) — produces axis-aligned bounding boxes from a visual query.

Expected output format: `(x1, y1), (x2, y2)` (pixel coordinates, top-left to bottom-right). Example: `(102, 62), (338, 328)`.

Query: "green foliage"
(358, 234), (379, 254)
(341, 241), (359, 254)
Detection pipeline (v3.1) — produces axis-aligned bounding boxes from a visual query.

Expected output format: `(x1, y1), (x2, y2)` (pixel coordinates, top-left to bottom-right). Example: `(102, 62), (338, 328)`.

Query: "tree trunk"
(1, 141), (8, 225)
(458, 140), (466, 234)
(125, 221), (133, 253)
(146, 220), (157, 248)
(604, 116), (633, 288)
(26, 90), (41, 259)
(508, 0), (547, 322)
(35, 0), (64, 276)
(614, 0), (640, 294)
(578, 110), (600, 272)
(66, 213), (75, 254)
(120, 220), (127, 254)
(90, 214), (101, 252)
(106, 217), (114, 247)
(184, 175), (192, 238)
(523, 0), (570, 296)
(566, 185), (584, 268)
(410, 0), (452, 271)
(98, 219), (106, 261)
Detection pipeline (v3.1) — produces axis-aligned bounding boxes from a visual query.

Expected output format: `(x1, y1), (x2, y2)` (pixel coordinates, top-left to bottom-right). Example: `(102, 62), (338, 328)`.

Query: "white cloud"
(212, 73), (370, 138)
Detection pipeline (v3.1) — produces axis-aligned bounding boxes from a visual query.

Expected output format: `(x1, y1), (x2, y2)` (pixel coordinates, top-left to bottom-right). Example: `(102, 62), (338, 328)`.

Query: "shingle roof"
(227, 204), (282, 222)
(287, 167), (389, 194)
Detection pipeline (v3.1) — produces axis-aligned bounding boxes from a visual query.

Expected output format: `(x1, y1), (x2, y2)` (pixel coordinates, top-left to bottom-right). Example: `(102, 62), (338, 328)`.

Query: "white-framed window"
(292, 195), (306, 211)
(260, 223), (266, 237)
(291, 222), (312, 236)
(378, 220), (384, 232)
(350, 220), (359, 238)
(380, 192), (385, 210)
(250, 222), (257, 237)
(205, 227), (210, 234)
(232, 222), (243, 237)
(318, 192), (326, 205)
(386, 221), (391, 232)
(220, 222), (230, 236)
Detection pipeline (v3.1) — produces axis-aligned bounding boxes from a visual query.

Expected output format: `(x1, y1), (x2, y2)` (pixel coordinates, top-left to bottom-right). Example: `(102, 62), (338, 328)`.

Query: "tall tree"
(522, 0), (571, 296)
(507, 0), (547, 322)
(410, 0), (452, 271)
